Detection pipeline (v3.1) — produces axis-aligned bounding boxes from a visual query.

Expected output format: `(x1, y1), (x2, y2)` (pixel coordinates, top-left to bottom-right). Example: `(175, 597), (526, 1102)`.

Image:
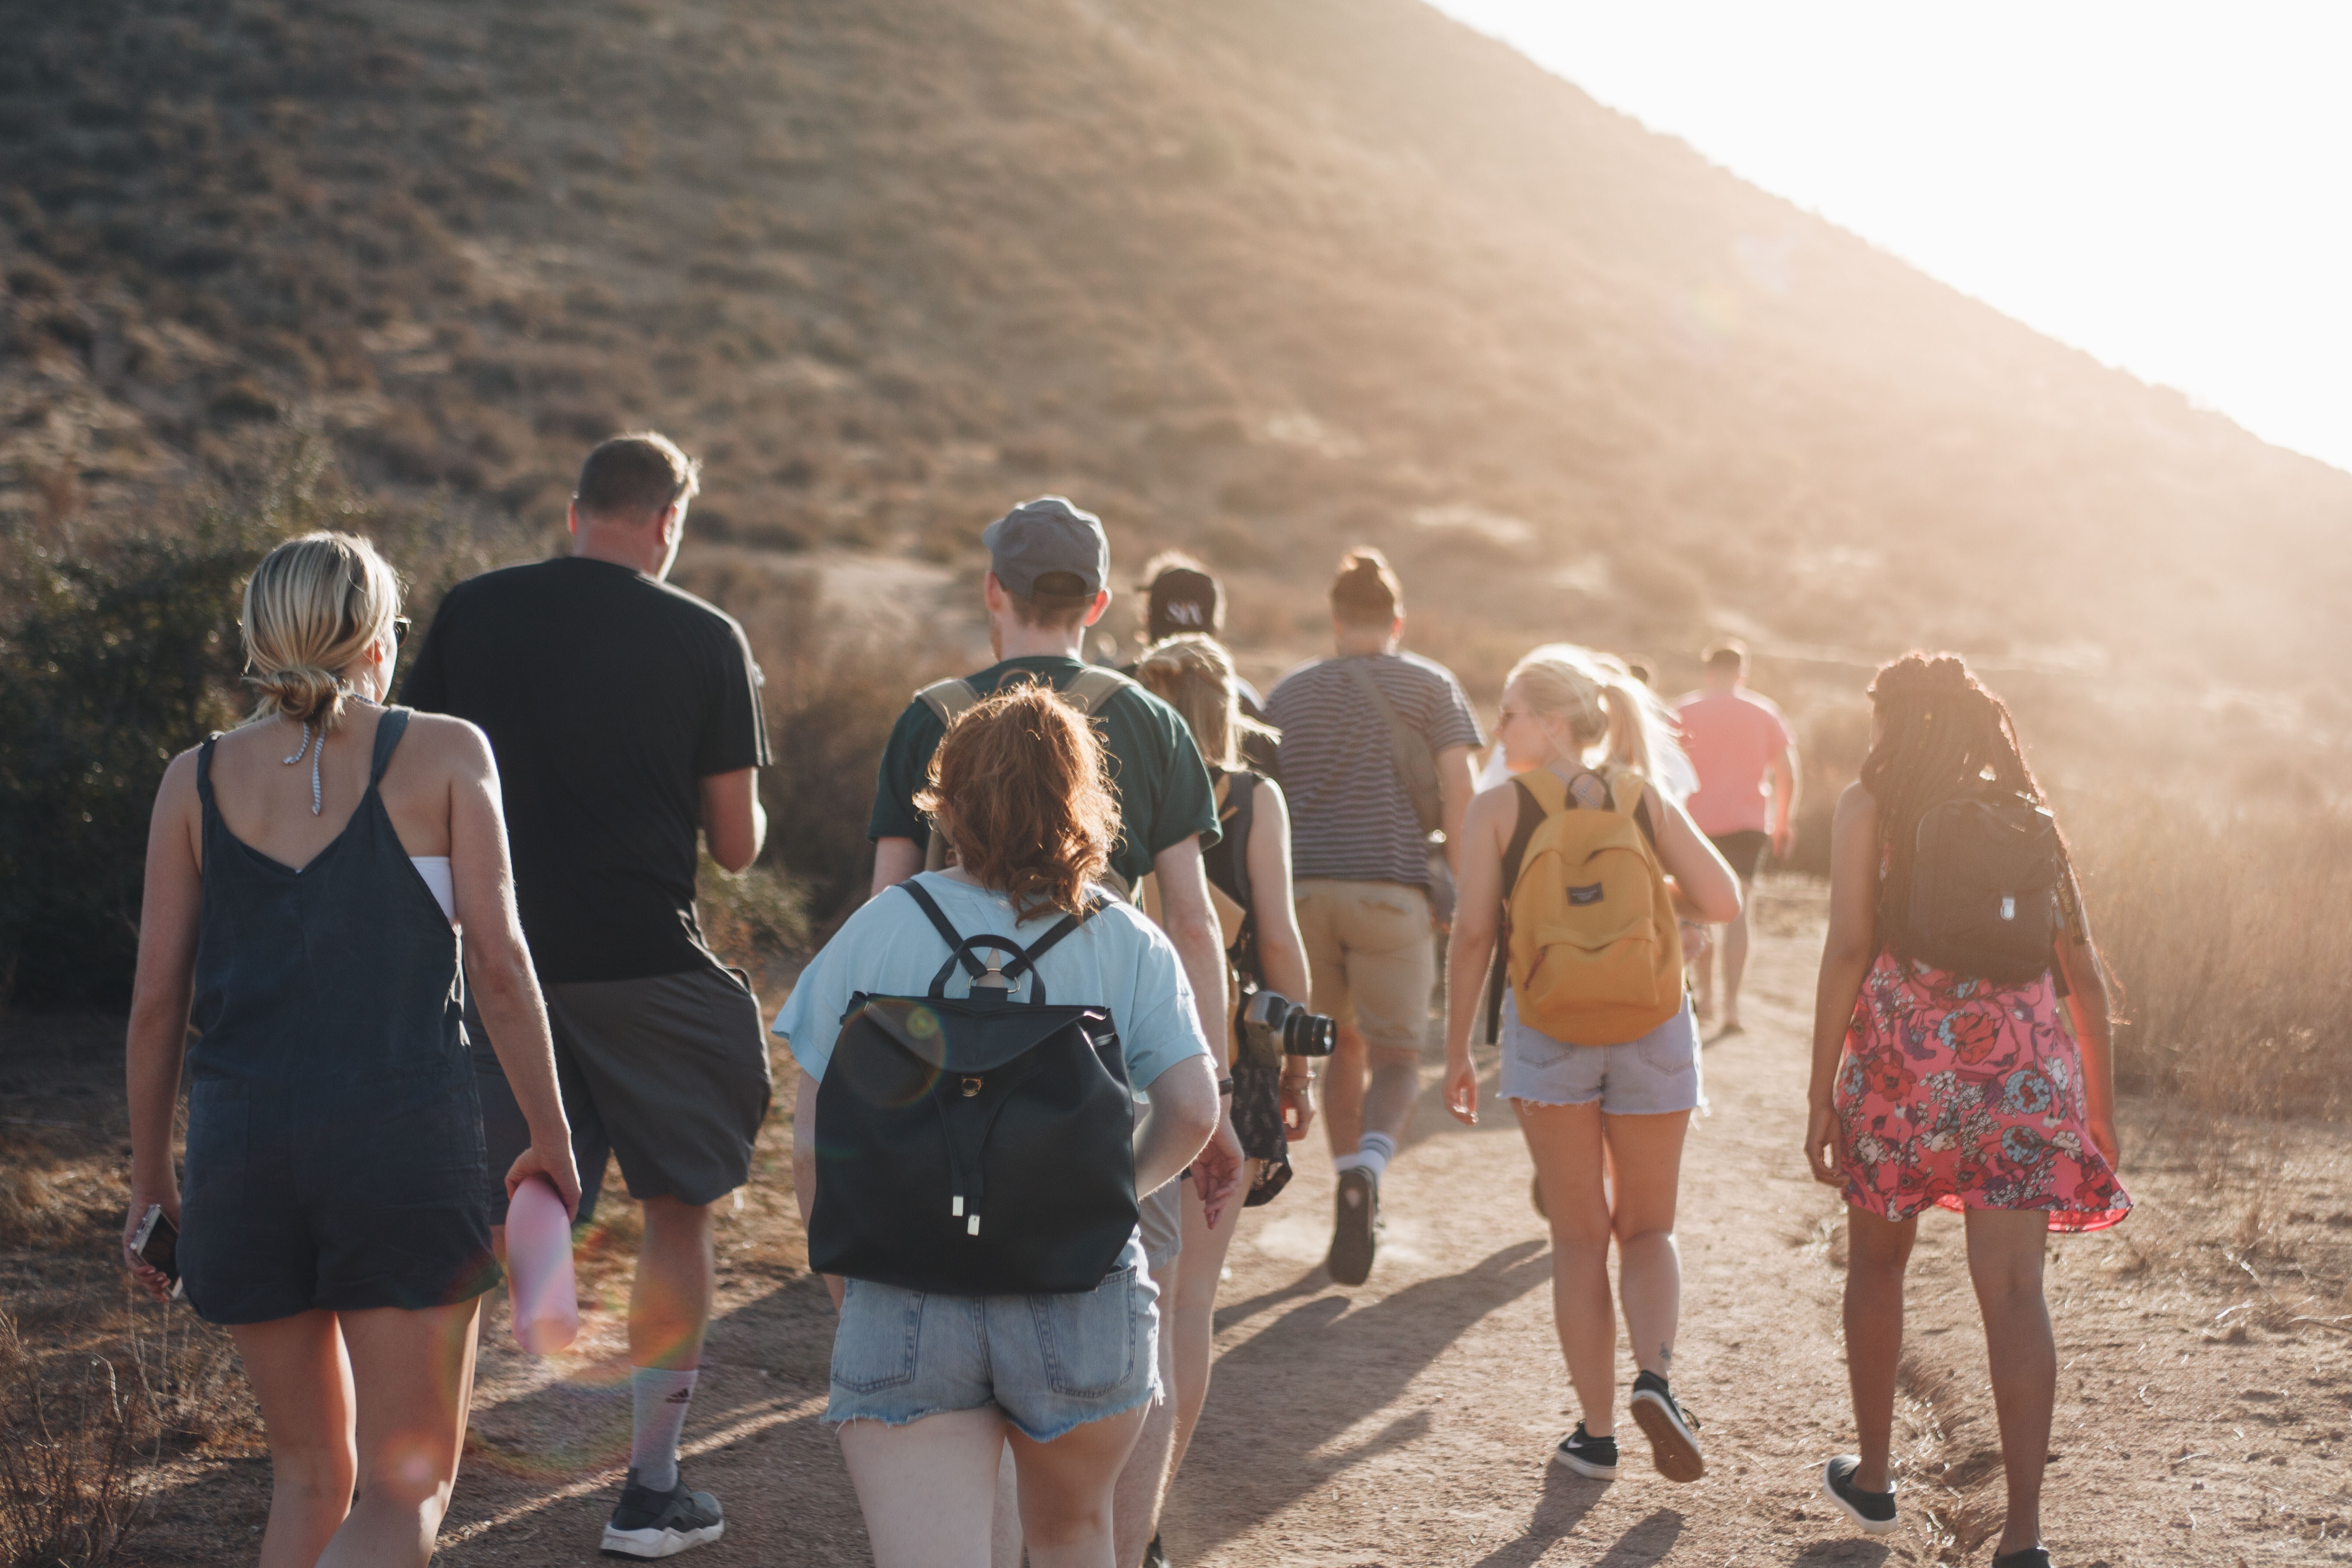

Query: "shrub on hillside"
(0, 516), (271, 1006)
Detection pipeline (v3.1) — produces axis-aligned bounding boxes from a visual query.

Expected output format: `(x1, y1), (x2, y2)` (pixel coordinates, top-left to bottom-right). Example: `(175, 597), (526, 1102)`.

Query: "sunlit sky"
(1426, 1), (2352, 475)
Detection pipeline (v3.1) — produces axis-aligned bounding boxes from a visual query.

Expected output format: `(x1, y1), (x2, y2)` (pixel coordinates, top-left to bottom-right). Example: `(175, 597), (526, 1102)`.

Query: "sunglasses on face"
(391, 616), (410, 647)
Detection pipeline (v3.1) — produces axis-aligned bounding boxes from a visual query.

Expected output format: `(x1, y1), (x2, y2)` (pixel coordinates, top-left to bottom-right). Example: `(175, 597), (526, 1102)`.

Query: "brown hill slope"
(5, 0), (2349, 696)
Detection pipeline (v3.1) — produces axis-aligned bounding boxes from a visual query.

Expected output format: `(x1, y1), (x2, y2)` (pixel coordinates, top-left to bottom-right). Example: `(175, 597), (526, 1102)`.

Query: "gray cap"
(981, 496), (1109, 599)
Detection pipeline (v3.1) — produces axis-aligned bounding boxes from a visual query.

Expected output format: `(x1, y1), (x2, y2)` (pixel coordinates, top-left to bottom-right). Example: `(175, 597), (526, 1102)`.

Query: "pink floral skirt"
(1834, 952), (2129, 1232)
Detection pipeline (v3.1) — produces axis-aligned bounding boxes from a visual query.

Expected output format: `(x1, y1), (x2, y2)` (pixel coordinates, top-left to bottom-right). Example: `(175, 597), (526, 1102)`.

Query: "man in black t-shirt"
(403, 432), (765, 1560)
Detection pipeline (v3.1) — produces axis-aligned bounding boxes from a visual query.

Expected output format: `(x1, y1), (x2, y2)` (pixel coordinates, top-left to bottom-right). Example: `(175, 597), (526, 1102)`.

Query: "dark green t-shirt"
(869, 656), (1220, 888)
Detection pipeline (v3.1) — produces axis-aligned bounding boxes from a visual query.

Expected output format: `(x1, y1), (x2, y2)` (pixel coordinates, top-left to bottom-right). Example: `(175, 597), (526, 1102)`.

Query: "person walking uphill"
(1440, 644), (1739, 1485)
(866, 496), (1242, 1568)
(402, 433), (771, 1560)
(1672, 640), (1798, 1034)
(124, 532), (581, 1568)
(1804, 653), (2126, 1568)
(1267, 547), (1480, 1286)
(786, 686), (1227, 1568)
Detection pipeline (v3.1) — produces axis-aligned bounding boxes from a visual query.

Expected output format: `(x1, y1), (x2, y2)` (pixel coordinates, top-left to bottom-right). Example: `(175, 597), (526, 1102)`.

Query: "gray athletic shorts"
(472, 962), (772, 1225)
(1137, 1181), (1183, 1274)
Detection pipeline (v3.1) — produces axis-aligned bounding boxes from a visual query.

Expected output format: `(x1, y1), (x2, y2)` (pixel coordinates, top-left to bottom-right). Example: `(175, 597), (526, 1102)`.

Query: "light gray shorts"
(1498, 994), (1704, 1116)
(825, 1235), (1161, 1444)
(1137, 1181), (1182, 1273)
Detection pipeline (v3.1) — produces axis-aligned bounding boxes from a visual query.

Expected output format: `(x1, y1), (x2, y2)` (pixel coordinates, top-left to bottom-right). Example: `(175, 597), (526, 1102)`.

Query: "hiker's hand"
(1444, 1050), (1479, 1126)
(507, 1138), (583, 1220)
(1803, 1102), (1842, 1186)
(1192, 1113), (1245, 1230)
(122, 1188), (180, 1304)
(2088, 1114), (2121, 1173)
(1280, 1073), (1318, 1141)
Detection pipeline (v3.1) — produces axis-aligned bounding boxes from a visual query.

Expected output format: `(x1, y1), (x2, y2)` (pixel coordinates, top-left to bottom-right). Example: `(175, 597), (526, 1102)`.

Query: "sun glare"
(1429, 0), (2352, 474)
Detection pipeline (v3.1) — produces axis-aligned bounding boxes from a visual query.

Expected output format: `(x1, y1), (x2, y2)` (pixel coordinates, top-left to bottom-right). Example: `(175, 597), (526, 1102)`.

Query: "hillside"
(5, 0), (2350, 717)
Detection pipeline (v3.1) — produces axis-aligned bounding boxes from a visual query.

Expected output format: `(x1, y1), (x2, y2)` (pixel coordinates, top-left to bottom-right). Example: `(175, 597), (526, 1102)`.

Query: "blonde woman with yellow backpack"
(1442, 645), (1741, 1485)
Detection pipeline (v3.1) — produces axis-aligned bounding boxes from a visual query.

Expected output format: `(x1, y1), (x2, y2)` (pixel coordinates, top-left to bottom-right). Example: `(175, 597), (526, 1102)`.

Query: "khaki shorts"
(1292, 879), (1437, 1056)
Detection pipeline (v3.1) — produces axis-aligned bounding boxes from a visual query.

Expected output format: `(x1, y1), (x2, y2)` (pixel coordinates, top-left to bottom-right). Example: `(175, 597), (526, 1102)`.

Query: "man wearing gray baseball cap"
(865, 496), (1243, 1568)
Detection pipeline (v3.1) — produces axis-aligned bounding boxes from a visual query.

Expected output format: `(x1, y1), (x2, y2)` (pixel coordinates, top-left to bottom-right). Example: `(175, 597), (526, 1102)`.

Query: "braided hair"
(1861, 652), (2071, 963)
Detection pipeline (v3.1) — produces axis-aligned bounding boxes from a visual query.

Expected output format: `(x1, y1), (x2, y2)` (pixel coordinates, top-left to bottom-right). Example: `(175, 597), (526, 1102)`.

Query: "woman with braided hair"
(1804, 652), (2127, 1568)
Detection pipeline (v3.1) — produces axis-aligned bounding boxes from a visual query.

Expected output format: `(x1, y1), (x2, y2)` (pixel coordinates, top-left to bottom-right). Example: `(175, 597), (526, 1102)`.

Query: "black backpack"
(1903, 794), (2063, 984)
(809, 882), (1140, 1296)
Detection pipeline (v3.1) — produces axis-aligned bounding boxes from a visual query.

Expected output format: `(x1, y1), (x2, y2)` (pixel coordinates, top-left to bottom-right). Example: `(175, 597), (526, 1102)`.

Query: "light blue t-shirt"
(771, 873), (1211, 1093)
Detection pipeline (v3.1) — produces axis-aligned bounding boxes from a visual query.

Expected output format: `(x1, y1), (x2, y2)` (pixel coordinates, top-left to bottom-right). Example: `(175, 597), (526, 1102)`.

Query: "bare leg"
(1109, 1261), (1177, 1568)
(1321, 1025), (1369, 1158)
(1357, 1045), (1423, 1146)
(631, 1194), (714, 1371)
(1600, 1111), (1688, 1379)
(229, 1310), (357, 1568)
(1516, 1099), (1617, 1435)
(1719, 890), (1754, 1029)
(1966, 1208), (2055, 1558)
(317, 1300), (482, 1567)
(1843, 1209), (1918, 1492)
(1168, 1163), (1254, 1481)
(989, 1444), (1022, 1568)
(1011, 1402), (1152, 1568)
(839, 1407), (1007, 1568)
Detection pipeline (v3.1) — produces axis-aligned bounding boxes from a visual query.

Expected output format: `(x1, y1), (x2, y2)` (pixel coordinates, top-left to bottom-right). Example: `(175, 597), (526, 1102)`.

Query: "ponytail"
(1504, 644), (1689, 793)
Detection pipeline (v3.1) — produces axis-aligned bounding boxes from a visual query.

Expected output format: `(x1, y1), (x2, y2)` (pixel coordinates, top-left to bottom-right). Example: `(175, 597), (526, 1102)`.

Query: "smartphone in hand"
(131, 1204), (185, 1300)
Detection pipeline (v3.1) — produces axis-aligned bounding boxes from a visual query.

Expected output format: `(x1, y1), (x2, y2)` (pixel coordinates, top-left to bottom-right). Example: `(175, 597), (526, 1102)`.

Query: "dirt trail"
(123, 888), (2352, 1565)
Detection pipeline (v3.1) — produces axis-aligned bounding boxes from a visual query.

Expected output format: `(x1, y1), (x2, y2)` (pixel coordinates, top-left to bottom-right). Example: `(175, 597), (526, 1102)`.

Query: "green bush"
(0, 518), (271, 1006)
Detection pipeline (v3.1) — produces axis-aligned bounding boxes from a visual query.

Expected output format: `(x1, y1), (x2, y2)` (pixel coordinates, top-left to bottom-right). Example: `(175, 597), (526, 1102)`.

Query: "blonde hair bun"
(240, 531), (402, 730)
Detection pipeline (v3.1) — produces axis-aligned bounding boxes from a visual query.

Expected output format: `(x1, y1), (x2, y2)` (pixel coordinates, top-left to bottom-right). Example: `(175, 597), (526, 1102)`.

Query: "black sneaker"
(1627, 1370), (1705, 1482)
(1548, 1422), (1620, 1480)
(1820, 1455), (1899, 1536)
(1142, 1529), (1169, 1568)
(1989, 1551), (2051, 1568)
(1326, 1166), (1381, 1286)
(601, 1468), (725, 1558)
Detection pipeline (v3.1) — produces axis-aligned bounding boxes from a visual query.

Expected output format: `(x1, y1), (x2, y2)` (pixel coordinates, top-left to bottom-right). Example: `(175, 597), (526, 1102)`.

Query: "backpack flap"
(854, 993), (1114, 1075)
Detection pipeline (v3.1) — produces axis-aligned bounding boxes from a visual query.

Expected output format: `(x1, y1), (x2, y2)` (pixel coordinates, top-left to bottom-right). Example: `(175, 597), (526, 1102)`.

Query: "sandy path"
(124, 889), (2352, 1565)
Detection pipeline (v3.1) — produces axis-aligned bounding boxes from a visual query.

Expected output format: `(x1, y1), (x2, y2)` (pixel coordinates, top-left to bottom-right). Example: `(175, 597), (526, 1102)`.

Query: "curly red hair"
(916, 683), (1117, 919)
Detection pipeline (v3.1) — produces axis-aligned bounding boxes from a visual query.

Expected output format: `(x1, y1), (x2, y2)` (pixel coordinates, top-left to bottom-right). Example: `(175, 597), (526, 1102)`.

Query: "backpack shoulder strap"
(1499, 777), (1549, 898)
(915, 677), (983, 727)
(899, 880), (975, 965)
(1602, 770), (1660, 849)
(1062, 665), (1136, 716)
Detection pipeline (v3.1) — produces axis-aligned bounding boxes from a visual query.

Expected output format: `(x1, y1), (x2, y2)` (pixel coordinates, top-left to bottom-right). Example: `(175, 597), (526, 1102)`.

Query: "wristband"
(1216, 1076), (1235, 1096)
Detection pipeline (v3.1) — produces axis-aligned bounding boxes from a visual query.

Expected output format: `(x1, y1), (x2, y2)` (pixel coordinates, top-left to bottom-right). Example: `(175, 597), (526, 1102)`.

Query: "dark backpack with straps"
(1902, 793), (2063, 984)
(1200, 769), (1260, 983)
(809, 882), (1140, 1295)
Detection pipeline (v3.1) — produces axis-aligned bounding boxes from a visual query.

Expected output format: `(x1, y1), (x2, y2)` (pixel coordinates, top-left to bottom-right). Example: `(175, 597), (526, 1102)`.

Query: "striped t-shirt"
(1268, 652), (1484, 886)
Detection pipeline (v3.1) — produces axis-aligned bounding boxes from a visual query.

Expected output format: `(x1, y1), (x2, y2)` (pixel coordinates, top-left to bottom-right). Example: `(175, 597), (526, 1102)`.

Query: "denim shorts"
(1498, 994), (1705, 1115)
(825, 1237), (1161, 1443)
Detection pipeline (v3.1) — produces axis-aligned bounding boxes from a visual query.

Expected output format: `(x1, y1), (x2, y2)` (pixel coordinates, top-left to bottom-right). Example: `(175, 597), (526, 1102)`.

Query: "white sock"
(629, 1367), (698, 1493)
(1355, 1132), (1395, 1181)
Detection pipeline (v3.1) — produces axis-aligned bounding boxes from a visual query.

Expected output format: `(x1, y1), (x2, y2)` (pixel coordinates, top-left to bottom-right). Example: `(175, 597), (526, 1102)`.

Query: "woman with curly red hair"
(1805, 653), (2128, 1568)
(775, 683), (1226, 1568)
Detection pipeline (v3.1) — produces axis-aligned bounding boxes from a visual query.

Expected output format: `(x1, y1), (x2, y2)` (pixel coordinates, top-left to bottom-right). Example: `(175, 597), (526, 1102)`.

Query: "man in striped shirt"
(1267, 548), (1481, 1285)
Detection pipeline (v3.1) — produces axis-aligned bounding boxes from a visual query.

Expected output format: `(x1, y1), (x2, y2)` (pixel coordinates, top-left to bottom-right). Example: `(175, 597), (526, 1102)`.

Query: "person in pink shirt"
(1673, 642), (1799, 1034)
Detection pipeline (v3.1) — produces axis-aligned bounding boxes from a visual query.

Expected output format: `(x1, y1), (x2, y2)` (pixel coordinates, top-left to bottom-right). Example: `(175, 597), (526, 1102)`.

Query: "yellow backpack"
(1504, 768), (1685, 1046)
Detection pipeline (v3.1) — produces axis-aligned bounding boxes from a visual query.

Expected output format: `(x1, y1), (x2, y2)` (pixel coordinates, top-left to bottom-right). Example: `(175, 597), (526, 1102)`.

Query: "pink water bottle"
(505, 1175), (580, 1355)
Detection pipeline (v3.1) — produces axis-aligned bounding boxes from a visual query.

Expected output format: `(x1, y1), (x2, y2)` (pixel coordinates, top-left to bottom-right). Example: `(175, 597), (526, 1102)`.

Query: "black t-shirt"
(401, 557), (770, 983)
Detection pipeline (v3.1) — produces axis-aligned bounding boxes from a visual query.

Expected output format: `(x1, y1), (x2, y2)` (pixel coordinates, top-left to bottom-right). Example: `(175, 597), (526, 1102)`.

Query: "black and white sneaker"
(1548, 1422), (1620, 1480)
(1326, 1166), (1381, 1286)
(1821, 1455), (1899, 1535)
(1627, 1370), (1705, 1482)
(601, 1468), (725, 1558)
(1142, 1529), (1170, 1567)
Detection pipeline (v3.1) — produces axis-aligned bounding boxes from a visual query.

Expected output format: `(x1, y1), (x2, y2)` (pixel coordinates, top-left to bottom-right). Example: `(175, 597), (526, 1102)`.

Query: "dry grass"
(2076, 799), (2352, 1118)
(0, 1313), (147, 1568)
